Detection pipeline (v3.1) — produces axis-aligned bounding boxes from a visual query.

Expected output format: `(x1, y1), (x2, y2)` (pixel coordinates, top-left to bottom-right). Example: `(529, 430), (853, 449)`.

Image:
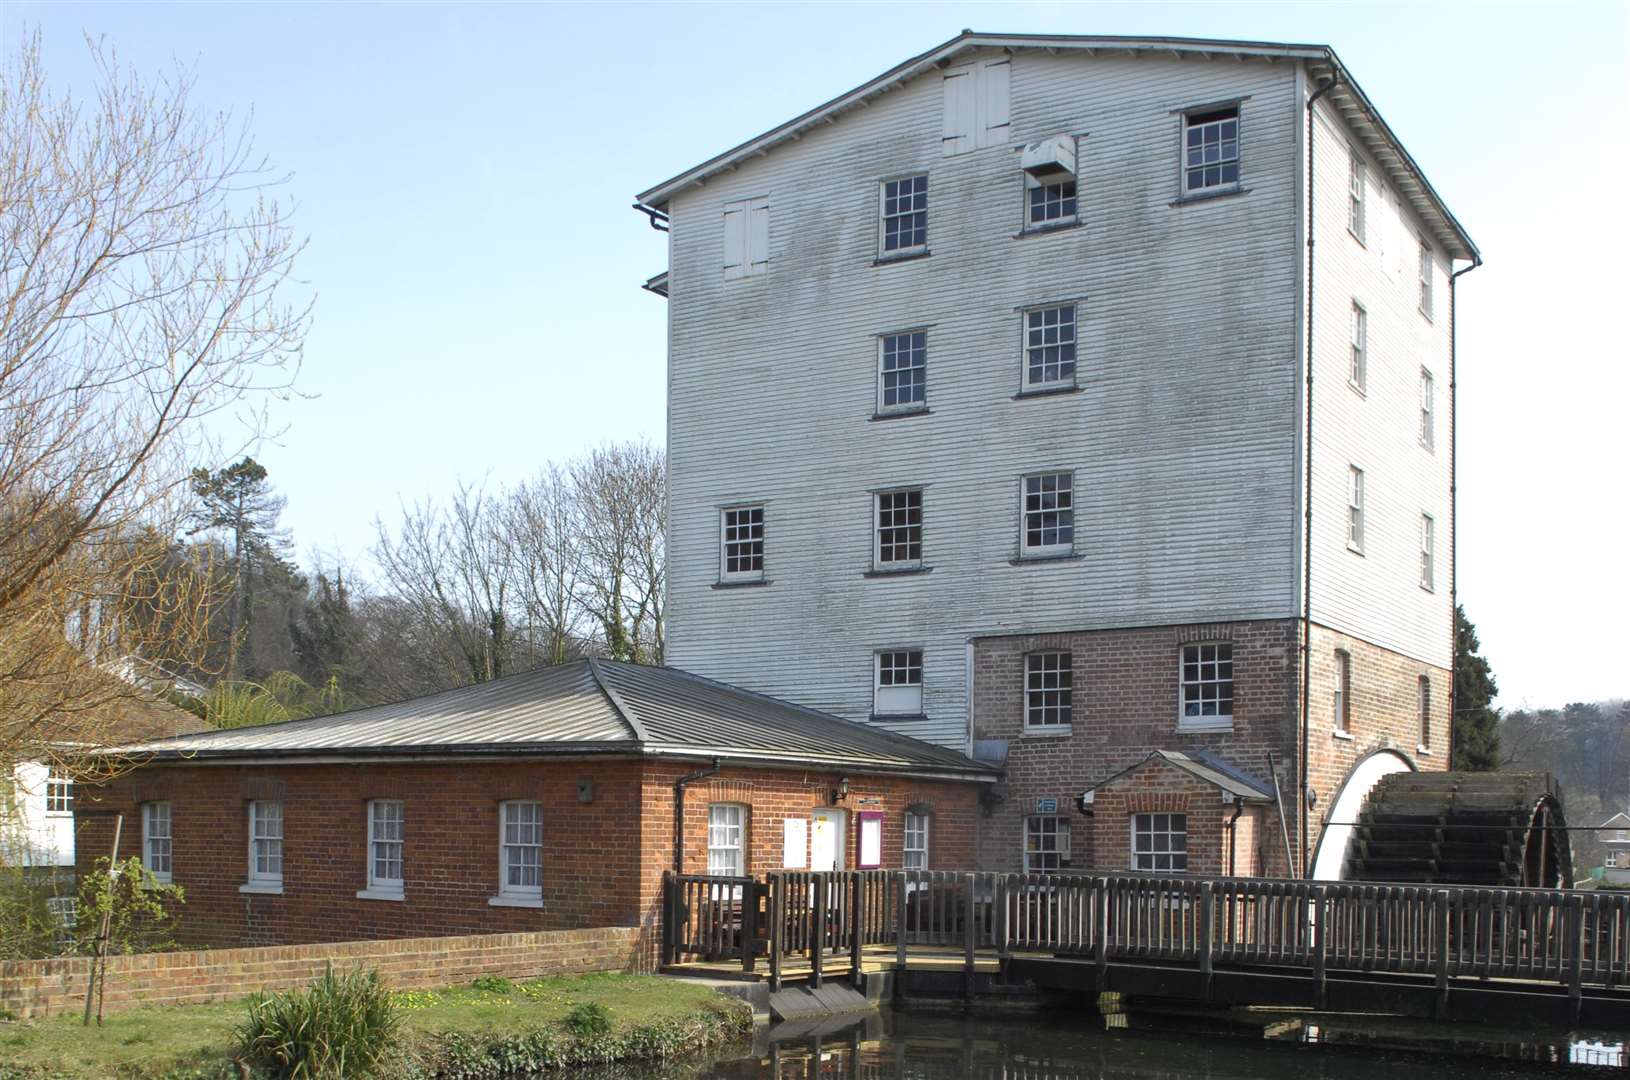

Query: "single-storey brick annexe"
(79, 659), (995, 951)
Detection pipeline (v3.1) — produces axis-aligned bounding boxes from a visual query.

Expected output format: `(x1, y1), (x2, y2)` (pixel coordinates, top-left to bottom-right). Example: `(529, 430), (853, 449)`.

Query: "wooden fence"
(660, 869), (1630, 999)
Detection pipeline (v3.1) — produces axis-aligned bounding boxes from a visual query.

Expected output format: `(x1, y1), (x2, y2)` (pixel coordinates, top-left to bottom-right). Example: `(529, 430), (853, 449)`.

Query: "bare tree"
(372, 483), (513, 685)
(570, 442), (665, 664)
(506, 465), (584, 666)
(0, 34), (307, 781)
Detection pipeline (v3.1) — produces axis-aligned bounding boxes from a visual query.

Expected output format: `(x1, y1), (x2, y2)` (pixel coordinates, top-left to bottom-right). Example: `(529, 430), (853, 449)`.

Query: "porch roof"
(1083, 749), (1275, 804)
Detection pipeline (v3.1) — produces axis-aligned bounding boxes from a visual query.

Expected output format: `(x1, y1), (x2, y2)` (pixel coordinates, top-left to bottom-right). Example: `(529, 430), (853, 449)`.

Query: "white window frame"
(1181, 105), (1241, 195)
(706, 803), (746, 877)
(1609, 851), (1620, 869)
(876, 330), (927, 415)
(1021, 304), (1078, 392)
(1349, 302), (1367, 392)
(43, 772), (72, 816)
(1131, 813), (1189, 872)
(1347, 466), (1365, 554)
(1019, 472), (1075, 558)
(1024, 651), (1073, 732)
(1334, 650), (1353, 735)
(495, 800), (543, 905)
(1348, 150), (1367, 243)
(719, 505), (765, 584)
(360, 798), (404, 900)
(1418, 238), (1435, 320)
(722, 196), (769, 280)
(1419, 368), (1436, 450)
(1024, 815), (1071, 873)
(874, 488), (923, 571)
(1419, 675), (1432, 750)
(142, 802), (172, 884)
(879, 175), (928, 256)
(1025, 150), (1079, 229)
(873, 649), (924, 717)
(245, 800), (283, 892)
(903, 812), (929, 870)
(1419, 513), (1436, 593)
(1179, 642), (1234, 731)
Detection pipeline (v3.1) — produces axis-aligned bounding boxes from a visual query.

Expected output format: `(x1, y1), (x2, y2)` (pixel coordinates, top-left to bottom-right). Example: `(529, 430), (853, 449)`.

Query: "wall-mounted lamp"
(830, 777), (850, 804)
(1306, 786), (1319, 809)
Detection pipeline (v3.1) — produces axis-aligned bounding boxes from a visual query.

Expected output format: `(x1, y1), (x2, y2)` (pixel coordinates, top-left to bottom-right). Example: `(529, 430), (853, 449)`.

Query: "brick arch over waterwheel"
(1342, 771), (1572, 888)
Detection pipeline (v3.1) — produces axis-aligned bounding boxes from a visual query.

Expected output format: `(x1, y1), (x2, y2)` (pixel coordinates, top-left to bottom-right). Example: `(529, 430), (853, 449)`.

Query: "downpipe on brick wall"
(1446, 255), (1481, 759)
(1299, 71), (1339, 877)
(673, 759), (721, 874)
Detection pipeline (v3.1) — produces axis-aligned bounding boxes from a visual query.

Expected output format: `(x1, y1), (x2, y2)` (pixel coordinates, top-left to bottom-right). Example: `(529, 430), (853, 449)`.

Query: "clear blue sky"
(5, 1), (1626, 710)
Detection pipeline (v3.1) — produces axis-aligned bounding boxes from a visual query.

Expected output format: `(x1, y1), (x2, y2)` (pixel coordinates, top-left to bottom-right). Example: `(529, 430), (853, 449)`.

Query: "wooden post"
(1567, 893), (1585, 1024)
(810, 872), (825, 989)
(1095, 877), (1110, 987)
(742, 878), (761, 974)
(1434, 890), (1451, 1019)
(850, 873), (864, 989)
(1312, 885), (1327, 1010)
(769, 875), (784, 991)
(996, 874), (1011, 980)
(963, 873), (977, 999)
(896, 871), (909, 969)
(661, 871), (675, 968)
(83, 814), (123, 1027)
(1199, 881), (1214, 1002)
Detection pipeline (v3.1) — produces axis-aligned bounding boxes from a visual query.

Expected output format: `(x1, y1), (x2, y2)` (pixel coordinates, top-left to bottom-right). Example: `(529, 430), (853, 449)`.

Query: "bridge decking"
(661, 870), (1630, 1026)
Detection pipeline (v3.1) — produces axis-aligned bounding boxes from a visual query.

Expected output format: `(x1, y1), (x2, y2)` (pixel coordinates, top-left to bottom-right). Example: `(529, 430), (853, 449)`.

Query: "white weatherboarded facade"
(641, 34), (1475, 752)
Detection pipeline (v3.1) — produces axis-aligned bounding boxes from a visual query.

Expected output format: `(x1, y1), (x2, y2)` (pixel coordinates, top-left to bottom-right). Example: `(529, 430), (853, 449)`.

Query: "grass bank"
(0, 972), (750, 1079)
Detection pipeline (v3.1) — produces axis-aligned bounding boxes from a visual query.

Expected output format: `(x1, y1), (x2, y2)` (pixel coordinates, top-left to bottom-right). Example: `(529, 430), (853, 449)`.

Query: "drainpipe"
(1299, 72), (1340, 878)
(673, 759), (721, 874)
(1225, 797), (1246, 876)
(632, 202), (670, 232)
(1446, 254), (1482, 762)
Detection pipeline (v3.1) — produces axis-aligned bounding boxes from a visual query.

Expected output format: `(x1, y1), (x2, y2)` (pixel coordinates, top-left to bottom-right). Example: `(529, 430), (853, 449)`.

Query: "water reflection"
(576, 1010), (1625, 1079)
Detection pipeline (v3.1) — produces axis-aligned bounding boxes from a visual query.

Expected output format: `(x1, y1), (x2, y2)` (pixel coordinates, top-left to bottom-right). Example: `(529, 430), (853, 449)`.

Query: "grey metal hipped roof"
(105, 659), (996, 780)
(1084, 749), (1274, 803)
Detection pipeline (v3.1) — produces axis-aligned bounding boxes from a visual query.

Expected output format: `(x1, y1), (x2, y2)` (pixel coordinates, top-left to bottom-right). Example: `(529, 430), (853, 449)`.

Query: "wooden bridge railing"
(660, 870), (1630, 997)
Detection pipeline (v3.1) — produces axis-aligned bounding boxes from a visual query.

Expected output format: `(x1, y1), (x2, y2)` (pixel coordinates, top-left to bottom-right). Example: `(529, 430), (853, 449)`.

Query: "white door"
(810, 809), (846, 872)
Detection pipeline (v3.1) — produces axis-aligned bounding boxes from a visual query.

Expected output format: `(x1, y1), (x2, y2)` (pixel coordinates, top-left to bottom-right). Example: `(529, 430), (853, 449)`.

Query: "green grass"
(0, 973), (739, 1079)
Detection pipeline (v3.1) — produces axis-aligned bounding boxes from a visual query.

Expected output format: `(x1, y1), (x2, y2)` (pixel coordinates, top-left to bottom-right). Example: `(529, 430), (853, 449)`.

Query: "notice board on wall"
(782, 818), (807, 868)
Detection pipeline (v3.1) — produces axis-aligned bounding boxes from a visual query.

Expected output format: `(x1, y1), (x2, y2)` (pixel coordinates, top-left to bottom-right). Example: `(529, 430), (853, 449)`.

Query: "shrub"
(563, 1001), (613, 1039)
(237, 964), (401, 1079)
(469, 975), (512, 994)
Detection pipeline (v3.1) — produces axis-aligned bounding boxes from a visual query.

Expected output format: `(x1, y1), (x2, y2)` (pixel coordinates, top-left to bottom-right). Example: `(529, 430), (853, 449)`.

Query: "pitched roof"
(635, 31), (1477, 262)
(1083, 749), (1274, 803)
(1599, 811), (1630, 830)
(101, 659), (996, 780)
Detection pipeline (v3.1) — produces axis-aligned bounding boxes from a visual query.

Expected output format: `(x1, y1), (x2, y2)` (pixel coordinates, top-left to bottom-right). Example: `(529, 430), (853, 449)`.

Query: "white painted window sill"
(1022, 726), (1073, 739)
(356, 887), (405, 902)
(1178, 720), (1234, 735)
(488, 895), (543, 909)
(239, 882), (283, 895)
(1417, 745), (1433, 756)
(142, 875), (173, 889)
(1332, 729), (1355, 741)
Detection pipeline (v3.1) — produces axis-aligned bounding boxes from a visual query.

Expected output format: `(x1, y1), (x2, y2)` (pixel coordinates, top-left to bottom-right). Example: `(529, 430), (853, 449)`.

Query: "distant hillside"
(1499, 699), (1628, 873)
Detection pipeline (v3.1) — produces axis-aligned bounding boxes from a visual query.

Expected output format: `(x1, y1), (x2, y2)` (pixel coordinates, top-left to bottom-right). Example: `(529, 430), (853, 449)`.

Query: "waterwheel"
(1343, 771), (1571, 888)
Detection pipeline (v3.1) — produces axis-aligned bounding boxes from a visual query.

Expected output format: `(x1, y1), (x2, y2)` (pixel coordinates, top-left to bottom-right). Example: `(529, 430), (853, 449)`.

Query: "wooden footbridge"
(662, 870), (1630, 1027)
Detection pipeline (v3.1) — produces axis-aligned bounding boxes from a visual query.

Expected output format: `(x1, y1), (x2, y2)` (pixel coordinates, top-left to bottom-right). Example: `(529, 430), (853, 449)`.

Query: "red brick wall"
(0, 926), (641, 1019)
(77, 757), (986, 951)
(972, 620), (1300, 874)
(971, 618), (1448, 878)
(76, 761), (648, 948)
(1083, 759), (1248, 877)
(634, 763), (983, 947)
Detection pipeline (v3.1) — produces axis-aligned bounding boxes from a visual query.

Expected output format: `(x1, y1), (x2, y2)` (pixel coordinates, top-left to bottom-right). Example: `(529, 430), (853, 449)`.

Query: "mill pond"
(571, 1009), (1626, 1078)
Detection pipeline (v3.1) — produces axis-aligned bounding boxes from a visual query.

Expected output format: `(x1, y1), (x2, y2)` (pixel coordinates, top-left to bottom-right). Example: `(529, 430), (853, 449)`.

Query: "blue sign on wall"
(1035, 797), (1058, 814)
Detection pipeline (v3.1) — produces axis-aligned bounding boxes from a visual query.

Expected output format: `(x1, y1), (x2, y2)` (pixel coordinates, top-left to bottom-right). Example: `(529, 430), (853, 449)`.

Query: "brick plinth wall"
(0, 926), (642, 1019)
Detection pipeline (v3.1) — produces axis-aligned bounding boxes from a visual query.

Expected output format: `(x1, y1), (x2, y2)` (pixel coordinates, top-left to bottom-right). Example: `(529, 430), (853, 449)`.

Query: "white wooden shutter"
(977, 58), (1010, 147)
(747, 197), (769, 271)
(722, 200), (746, 279)
(942, 66), (975, 155)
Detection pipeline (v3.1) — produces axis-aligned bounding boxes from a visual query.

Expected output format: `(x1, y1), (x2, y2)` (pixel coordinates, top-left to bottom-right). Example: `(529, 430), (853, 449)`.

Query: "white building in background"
(1599, 812), (1630, 885)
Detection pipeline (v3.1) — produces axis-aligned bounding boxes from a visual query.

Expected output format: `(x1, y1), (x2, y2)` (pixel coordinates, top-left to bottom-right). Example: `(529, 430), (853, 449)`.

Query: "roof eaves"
(587, 656), (650, 742)
(639, 742), (999, 780)
(1314, 53), (1479, 262)
(94, 740), (645, 765)
(635, 33), (1327, 210)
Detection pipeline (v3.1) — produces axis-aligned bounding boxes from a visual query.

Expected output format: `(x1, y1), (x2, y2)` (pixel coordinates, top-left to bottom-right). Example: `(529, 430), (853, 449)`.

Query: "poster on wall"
(783, 818), (808, 868)
(859, 812), (883, 869)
